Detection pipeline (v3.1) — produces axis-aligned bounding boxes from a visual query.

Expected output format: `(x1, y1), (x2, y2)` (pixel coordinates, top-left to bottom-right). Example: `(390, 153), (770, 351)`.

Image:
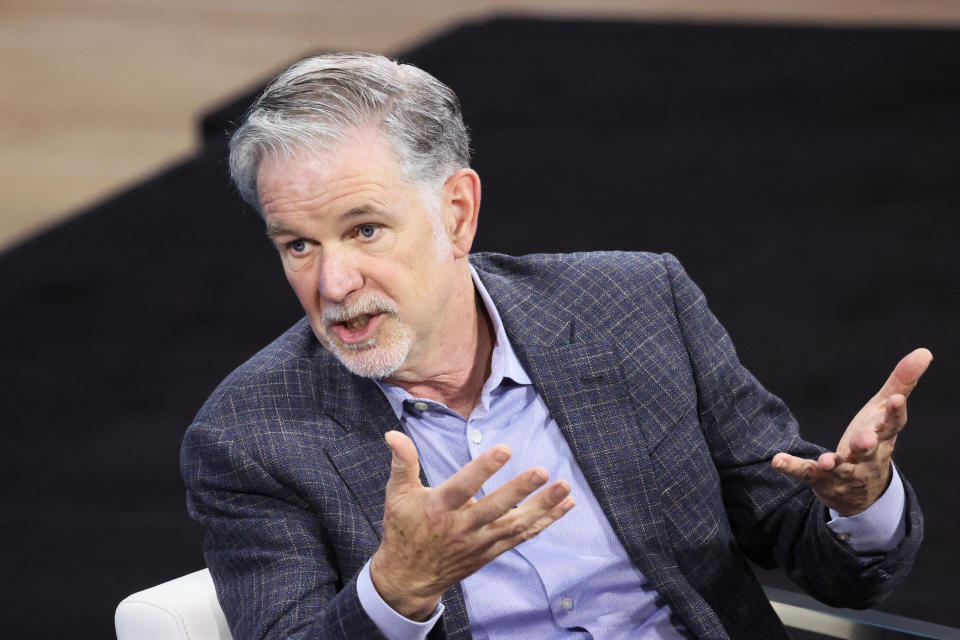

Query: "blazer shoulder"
(471, 250), (683, 311)
(472, 250), (675, 282)
(189, 317), (328, 428)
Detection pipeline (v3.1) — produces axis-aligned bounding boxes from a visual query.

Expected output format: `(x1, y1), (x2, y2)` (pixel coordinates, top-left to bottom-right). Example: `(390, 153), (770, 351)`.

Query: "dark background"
(1, 17), (957, 638)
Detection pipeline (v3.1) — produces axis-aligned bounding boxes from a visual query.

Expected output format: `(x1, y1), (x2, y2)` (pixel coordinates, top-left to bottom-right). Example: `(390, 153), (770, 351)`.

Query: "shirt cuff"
(356, 559), (444, 640)
(827, 463), (906, 554)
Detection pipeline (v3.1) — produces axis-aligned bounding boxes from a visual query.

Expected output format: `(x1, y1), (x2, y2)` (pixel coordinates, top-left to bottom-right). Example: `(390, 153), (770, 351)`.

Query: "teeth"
(345, 314), (371, 331)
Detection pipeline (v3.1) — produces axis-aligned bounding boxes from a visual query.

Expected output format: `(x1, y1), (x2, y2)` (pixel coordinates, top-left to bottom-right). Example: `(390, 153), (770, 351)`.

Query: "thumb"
(385, 430), (422, 490)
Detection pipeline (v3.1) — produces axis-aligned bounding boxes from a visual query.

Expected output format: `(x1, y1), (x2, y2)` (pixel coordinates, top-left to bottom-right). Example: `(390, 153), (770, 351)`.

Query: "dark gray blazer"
(181, 251), (922, 640)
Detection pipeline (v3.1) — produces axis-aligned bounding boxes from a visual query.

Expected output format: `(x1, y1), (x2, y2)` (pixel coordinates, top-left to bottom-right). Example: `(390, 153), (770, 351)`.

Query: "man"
(181, 52), (929, 640)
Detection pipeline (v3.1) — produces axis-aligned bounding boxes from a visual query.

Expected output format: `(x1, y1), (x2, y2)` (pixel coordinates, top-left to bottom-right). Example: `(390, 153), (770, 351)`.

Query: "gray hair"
(228, 52), (471, 212)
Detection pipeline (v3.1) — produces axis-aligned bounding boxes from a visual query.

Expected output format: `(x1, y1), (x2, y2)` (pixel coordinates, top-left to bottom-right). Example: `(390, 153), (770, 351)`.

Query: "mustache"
(322, 297), (399, 326)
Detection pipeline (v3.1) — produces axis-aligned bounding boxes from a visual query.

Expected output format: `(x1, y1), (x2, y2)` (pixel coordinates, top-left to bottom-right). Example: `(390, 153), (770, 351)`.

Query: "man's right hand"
(369, 430), (576, 621)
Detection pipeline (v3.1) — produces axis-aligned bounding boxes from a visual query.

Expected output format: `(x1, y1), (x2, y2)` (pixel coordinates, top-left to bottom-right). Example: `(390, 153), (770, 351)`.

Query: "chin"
(322, 326), (412, 380)
(337, 346), (407, 379)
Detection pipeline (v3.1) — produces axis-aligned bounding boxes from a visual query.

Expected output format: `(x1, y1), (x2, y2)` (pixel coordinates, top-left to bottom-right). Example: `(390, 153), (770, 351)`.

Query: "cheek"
(398, 261), (453, 319)
(390, 251), (434, 297)
(282, 252), (315, 273)
(284, 268), (320, 310)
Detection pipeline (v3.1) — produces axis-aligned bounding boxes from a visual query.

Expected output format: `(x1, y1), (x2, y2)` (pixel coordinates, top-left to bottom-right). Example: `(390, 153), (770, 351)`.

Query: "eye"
(287, 238), (308, 254)
(356, 223), (379, 240)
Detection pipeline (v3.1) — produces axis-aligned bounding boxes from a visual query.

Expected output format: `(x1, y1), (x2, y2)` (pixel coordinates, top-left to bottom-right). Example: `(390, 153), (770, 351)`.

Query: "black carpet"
(2, 17), (958, 638)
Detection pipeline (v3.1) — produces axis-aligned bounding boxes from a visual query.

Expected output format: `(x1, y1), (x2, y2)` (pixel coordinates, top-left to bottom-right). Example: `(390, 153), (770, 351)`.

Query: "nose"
(316, 247), (364, 302)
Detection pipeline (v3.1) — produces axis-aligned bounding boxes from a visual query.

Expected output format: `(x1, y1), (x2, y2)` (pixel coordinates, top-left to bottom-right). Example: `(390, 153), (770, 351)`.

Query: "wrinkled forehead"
(261, 127), (439, 202)
(256, 151), (448, 239)
(257, 131), (444, 220)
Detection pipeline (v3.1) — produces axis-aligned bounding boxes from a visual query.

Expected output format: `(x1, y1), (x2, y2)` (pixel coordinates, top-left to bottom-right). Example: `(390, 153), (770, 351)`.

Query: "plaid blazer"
(181, 251), (922, 640)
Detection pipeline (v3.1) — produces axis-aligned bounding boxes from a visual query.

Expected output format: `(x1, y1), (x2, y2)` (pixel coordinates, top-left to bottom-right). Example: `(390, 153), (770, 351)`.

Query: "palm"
(773, 348), (932, 516)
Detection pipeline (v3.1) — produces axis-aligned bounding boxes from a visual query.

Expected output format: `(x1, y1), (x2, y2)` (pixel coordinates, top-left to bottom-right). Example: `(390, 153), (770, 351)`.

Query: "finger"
(840, 429), (880, 464)
(436, 445), (512, 510)
(875, 394), (907, 441)
(875, 348), (933, 401)
(819, 451), (858, 478)
(772, 452), (829, 486)
(468, 467), (550, 526)
(853, 428), (879, 454)
(384, 430), (422, 491)
(817, 451), (838, 471)
(486, 480), (572, 539)
(487, 495), (576, 557)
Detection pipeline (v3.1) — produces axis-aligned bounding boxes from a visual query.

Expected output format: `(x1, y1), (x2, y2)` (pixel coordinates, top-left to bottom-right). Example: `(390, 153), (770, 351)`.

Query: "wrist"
(370, 551), (441, 621)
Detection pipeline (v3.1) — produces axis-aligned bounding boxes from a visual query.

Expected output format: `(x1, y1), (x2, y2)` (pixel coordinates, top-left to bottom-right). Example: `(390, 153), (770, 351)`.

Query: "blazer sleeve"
(181, 417), (389, 640)
(661, 252), (923, 608)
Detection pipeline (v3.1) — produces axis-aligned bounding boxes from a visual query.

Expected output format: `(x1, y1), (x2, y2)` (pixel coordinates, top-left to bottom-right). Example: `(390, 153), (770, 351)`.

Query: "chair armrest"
(115, 569), (232, 640)
(765, 586), (960, 639)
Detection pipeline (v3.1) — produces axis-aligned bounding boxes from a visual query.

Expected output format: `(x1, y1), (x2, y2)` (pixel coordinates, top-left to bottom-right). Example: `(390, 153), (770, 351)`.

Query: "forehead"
(256, 129), (407, 213)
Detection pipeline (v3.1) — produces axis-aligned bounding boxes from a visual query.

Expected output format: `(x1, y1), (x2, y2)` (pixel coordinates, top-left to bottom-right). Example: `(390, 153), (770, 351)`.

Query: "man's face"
(257, 129), (459, 379)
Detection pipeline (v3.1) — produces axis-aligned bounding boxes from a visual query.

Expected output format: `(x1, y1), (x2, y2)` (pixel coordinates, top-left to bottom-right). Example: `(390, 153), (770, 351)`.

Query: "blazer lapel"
(321, 371), (399, 535)
(316, 358), (475, 639)
(517, 342), (681, 592)
(475, 264), (684, 611)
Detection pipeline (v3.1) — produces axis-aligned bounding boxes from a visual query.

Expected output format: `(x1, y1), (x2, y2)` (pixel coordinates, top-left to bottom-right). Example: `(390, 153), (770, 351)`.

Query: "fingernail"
(493, 447), (510, 463)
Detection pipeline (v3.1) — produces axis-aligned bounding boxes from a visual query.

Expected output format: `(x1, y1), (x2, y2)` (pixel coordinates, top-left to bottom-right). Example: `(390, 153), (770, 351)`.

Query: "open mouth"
(344, 314), (372, 331)
(330, 312), (384, 345)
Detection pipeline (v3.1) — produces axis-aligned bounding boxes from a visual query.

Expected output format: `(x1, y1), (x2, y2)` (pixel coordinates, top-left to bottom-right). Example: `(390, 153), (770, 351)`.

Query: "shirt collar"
(472, 264), (531, 389)
(374, 264), (531, 420)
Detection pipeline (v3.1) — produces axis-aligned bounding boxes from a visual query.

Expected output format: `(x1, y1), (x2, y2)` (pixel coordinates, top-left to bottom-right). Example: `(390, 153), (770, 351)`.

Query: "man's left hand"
(772, 348), (933, 516)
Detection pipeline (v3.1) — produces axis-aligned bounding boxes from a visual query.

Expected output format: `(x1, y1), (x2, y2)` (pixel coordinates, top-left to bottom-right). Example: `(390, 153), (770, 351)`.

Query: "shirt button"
(470, 429), (483, 444)
(835, 531), (851, 543)
(413, 401), (429, 411)
(561, 597), (574, 611)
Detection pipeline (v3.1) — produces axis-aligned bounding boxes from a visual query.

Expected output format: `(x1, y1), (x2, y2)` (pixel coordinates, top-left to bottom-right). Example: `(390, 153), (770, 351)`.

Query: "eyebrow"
(265, 205), (395, 240)
(340, 204), (377, 220)
(265, 221), (300, 240)
(338, 204), (399, 225)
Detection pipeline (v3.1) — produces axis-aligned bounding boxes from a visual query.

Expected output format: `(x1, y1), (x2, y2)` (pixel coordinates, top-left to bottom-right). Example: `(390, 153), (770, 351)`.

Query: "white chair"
(116, 570), (960, 640)
(115, 569), (232, 640)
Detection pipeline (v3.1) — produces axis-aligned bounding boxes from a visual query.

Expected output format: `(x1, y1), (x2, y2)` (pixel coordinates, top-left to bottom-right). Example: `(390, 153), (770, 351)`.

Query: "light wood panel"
(2, 0), (958, 249)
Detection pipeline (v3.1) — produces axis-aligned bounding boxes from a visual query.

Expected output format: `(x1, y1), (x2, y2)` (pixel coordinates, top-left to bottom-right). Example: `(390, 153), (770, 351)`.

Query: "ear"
(442, 168), (481, 259)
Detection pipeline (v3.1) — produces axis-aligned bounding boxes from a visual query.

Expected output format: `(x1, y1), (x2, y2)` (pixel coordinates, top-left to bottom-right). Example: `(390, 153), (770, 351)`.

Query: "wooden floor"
(2, 0), (958, 250)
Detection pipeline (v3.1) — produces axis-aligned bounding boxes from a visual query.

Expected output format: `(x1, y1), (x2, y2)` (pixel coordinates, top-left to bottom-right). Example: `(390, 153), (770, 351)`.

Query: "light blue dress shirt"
(356, 266), (906, 640)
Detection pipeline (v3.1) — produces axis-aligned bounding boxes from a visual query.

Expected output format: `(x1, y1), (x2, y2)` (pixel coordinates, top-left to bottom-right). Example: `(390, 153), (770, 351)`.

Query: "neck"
(384, 265), (494, 418)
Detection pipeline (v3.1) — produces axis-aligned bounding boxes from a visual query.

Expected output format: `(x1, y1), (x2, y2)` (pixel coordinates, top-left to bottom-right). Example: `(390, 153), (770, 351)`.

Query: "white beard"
(323, 314), (411, 379)
(317, 295), (412, 379)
